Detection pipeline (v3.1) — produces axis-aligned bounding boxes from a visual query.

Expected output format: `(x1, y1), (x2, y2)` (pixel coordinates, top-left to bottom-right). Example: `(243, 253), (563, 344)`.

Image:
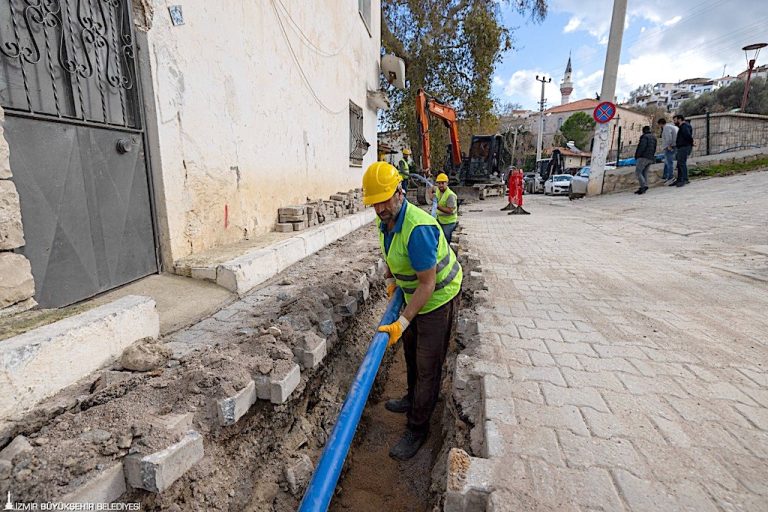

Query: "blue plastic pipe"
(298, 289), (405, 512)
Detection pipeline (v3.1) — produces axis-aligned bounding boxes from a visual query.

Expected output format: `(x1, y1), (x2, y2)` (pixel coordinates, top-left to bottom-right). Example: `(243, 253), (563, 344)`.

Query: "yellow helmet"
(402, 148), (412, 156)
(362, 161), (402, 206)
(435, 173), (449, 183)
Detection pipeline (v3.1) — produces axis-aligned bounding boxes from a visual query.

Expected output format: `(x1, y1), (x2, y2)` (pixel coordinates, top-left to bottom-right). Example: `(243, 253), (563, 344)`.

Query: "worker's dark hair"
(677, 114), (685, 121)
(657, 118), (666, 125)
(642, 126), (651, 134)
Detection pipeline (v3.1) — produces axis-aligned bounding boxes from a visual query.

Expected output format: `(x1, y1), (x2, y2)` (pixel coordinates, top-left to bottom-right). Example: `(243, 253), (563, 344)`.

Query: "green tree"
(678, 78), (768, 116)
(558, 112), (595, 150)
(381, 0), (547, 172)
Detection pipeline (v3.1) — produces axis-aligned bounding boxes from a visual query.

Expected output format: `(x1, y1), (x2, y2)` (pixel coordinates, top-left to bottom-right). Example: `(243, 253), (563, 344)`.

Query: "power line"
(269, 0), (346, 115)
(273, 0), (351, 58)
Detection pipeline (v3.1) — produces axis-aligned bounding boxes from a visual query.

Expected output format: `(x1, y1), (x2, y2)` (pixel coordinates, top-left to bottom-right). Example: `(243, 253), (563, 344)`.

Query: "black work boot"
(389, 429), (427, 460)
(384, 396), (411, 414)
(500, 202), (514, 211)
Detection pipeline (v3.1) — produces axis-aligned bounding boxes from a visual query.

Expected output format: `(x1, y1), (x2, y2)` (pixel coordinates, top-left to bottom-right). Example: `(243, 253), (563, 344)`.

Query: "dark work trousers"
(676, 145), (692, 183)
(402, 294), (459, 433)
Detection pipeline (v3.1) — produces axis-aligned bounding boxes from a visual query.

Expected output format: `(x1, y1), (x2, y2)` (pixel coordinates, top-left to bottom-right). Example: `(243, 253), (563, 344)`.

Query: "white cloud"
(499, 69), (562, 108)
(563, 17), (581, 33)
(663, 15), (682, 27)
(493, 75), (504, 87)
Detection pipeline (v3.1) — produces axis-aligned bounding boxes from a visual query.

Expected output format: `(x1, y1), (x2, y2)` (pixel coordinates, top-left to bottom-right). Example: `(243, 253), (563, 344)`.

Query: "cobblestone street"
(460, 171), (768, 511)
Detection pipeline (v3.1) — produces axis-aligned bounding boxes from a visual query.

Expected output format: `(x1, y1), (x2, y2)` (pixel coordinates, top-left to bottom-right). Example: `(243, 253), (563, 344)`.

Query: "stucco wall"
(143, 0), (381, 263)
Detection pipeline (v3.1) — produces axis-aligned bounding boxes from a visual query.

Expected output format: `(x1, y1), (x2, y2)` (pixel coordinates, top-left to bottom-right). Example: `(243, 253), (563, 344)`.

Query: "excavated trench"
(0, 225), (482, 511)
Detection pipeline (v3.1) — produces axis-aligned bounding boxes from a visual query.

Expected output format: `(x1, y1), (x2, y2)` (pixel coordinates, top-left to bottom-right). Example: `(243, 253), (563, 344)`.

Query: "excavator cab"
(462, 134), (510, 185)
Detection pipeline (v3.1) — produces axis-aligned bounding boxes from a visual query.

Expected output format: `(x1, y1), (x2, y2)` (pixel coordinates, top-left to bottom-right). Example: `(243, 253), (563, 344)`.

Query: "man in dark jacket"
(634, 126), (657, 194)
(670, 115), (693, 187)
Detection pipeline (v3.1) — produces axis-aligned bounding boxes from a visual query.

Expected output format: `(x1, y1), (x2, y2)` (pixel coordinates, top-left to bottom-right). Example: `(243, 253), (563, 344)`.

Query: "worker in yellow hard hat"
(433, 173), (458, 244)
(397, 148), (412, 193)
(362, 161), (463, 461)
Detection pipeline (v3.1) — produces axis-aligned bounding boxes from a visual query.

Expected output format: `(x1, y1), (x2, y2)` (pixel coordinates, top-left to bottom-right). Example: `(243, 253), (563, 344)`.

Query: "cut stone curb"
(217, 381), (257, 426)
(61, 463), (126, 504)
(255, 363), (301, 404)
(444, 448), (494, 512)
(0, 295), (159, 421)
(124, 431), (204, 493)
(215, 209), (376, 296)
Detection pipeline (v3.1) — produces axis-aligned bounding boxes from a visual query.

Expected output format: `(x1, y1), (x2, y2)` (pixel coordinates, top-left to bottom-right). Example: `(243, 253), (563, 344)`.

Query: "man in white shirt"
(658, 118), (678, 183)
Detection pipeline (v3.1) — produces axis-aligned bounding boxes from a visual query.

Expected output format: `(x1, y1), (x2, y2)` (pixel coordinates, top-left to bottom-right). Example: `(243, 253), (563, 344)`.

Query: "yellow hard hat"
(402, 148), (412, 156)
(435, 173), (449, 183)
(362, 161), (402, 206)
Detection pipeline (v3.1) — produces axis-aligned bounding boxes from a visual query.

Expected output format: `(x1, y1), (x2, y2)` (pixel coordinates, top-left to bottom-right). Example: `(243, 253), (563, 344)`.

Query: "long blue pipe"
(298, 289), (405, 511)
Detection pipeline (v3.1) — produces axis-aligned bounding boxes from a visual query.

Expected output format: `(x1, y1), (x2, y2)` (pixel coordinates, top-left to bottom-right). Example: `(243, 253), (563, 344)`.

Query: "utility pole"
(587, 0), (628, 196)
(535, 75), (551, 162)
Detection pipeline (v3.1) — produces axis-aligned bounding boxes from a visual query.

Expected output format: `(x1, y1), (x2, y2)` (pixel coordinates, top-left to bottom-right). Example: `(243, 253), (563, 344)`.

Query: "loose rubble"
(274, 189), (364, 232)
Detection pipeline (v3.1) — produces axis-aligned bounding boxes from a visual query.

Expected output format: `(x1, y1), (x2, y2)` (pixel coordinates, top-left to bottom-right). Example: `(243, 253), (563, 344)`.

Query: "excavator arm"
(416, 88), (462, 174)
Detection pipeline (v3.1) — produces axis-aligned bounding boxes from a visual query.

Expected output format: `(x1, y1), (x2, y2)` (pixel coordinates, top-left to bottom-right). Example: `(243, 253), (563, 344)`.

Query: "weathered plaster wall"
(0, 106), (35, 313)
(143, 0), (381, 263)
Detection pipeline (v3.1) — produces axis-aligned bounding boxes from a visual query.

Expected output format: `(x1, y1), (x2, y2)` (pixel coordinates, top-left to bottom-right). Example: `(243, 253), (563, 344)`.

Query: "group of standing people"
(634, 115), (695, 194)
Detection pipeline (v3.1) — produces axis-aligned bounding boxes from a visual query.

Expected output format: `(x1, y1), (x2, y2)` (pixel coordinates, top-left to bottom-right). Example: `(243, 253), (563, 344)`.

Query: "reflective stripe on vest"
(378, 202), (463, 314)
(398, 159), (410, 177)
(436, 188), (458, 225)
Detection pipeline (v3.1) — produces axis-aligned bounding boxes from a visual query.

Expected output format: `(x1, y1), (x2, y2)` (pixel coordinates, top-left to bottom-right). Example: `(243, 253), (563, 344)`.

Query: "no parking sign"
(593, 101), (617, 124)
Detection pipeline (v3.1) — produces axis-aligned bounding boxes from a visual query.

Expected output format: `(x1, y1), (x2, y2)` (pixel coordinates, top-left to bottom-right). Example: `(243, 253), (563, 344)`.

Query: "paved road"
(460, 171), (768, 511)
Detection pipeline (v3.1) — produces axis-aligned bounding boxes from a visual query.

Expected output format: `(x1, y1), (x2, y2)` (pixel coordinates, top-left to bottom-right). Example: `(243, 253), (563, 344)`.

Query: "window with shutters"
(349, 101), (369, 166)
(359, 0), (372, 35)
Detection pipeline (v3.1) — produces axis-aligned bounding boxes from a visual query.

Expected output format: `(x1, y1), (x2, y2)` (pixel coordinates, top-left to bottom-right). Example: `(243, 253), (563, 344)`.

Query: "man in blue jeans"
(657, 118), (678, 182)
(670, 115), (693, 187)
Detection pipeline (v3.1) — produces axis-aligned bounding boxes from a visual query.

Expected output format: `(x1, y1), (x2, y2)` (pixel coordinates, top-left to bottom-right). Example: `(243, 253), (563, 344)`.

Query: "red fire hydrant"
(507, 168), (530, 215)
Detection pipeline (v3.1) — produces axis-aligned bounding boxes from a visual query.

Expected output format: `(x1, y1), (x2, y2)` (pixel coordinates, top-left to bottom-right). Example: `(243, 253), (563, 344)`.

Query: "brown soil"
(330, 350), (437, 512)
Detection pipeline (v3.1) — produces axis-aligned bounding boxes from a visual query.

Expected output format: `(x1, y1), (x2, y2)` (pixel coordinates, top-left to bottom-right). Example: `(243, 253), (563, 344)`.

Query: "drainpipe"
(299, 289), (405, 512)
(706, 111), (711, 155)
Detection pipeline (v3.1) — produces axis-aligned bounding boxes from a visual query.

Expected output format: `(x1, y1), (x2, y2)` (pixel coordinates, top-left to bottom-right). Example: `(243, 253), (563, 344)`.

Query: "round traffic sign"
(593, 101), (617, 124)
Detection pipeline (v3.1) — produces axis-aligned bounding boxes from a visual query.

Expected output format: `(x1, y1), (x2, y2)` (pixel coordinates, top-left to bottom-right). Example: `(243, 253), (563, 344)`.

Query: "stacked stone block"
(274, 189), (365, 233)
(0, 106), (35, 314)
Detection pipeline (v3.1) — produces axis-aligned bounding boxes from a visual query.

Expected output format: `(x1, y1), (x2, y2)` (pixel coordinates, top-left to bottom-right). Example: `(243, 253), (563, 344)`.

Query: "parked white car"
(544, 174), (573, 196)
(569, 165), (616, 199)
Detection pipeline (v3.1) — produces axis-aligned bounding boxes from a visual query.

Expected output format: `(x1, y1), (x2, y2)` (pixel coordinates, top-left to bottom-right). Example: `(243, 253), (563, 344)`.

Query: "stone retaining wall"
(689, 112), (768, 157)
(0, 106), (35, 315)
(601, 147), (768, 194)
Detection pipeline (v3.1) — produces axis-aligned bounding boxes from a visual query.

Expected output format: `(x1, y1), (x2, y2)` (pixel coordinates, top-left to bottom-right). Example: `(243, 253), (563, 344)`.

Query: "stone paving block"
(125, 431), (204, 493)
(666, 396), (752, 429)
(685, 421), (752, 455)
(297, 332), (327, 369)
(527, 350), (556, 367)
(529, 460), (623, 511)
(152, 412), (194, 436)
(737, 368), (768, 388)
(593, 344), (649, 360)
(444, 449), (495, 512)
(667, 480), (722, 512)
(612, 469), (682, 512)
(515, 400), (589, 436)
(483, 375), (544, 405)
(559, 330), (607, 344)
(492, 424), (563, 466)
(217, 381), (257, 426)
(0, 435), (32, 461)
(469, 359), (509, 379)
(740, 386), (768, 408)
(61, 462), (126, 504)
(545, 340), (597, 357)
(518, 326), (563, 341)
(723, 423), (768, 458)
(540, 383), (609, 412)
(733, 403), (768, 430)
(511, 366), (566, 387)
(632, 439), (741, 492)
(0, 459), (10, 479)
(534, 319), (576, 331)
(576, 355), (638, 375)
(641, 346), (699, 364)
(581, 408), (667, 444)
(269, 363), (301, 404)
(600, 390), (677, 419)
(482, 420), (505, 458)
(552, 353), (583, 370)
(561, 368), (626, 392)
(500, 335), (547, 353)
(557, 429), (650, 478)
(702, 483), (768, 512)
(483, 395), (516, 426)
(648, 414), (692, 447)
(617, 373), (688, 398)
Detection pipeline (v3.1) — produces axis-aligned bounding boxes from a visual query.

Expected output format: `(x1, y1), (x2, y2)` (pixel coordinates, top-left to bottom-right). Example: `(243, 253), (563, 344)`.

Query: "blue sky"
(492, 0), (765, 110)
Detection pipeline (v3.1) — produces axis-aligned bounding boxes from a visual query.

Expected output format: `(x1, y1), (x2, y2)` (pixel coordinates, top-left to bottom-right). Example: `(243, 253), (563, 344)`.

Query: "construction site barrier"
(298, 288), (405, 512)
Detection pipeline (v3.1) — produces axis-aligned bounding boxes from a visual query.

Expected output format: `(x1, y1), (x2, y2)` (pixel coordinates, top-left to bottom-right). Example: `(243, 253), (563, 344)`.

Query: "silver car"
(544, 174), (573, 196)
(569, 165), (616, 199)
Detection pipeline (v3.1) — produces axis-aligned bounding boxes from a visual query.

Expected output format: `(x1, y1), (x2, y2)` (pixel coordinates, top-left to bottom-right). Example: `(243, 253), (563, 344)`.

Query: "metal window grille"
(349, 101), (368, 166)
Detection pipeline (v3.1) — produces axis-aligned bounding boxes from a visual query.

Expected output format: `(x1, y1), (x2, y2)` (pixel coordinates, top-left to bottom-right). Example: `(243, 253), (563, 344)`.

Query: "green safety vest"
(398, 159), (410, 178)
(436, 188), (458, 225)
(378, 202), (463, 314)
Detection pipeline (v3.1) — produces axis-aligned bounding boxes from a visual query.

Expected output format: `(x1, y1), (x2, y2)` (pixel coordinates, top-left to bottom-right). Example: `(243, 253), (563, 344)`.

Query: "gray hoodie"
(661, 123), (678, 150)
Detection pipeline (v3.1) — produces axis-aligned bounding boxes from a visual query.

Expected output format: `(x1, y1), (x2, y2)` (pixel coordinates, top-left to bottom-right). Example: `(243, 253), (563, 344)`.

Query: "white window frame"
(358, 0), (372, 36)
